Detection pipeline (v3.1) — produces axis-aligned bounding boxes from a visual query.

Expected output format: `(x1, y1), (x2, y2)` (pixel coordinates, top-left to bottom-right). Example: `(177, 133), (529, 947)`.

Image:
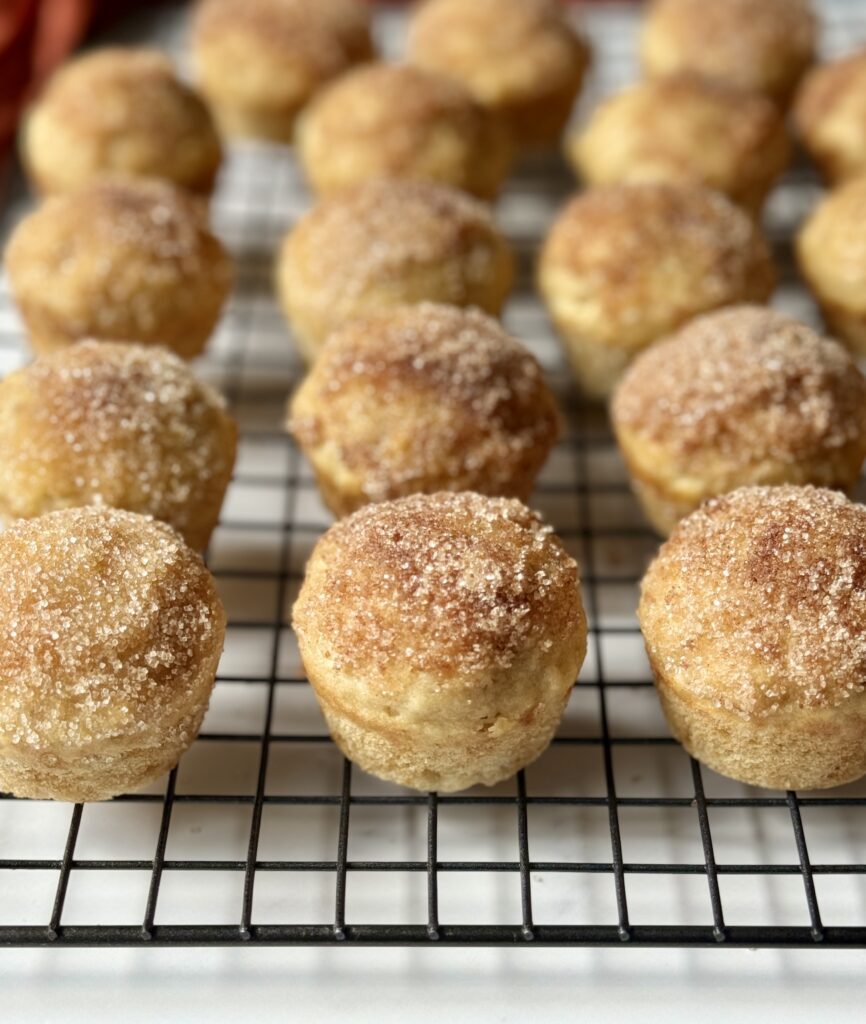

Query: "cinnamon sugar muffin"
(568, 75), (790, 215)
(795, 49), (866, 184)
(5, 176), (232, 358)
(288, 304), (560, 516)
(407, 0), (590, 148)
(640, 0), (818, 107)
(293, 492), (587, 792)
(191, 0), (374, 142)
(0, 506), (225, 801)
(0, 342), (238, 550)
(639, 486), (866, 790)
(21, 48), (222, 196)
(538, 183), (776, 399)
(797, 177), (866, 355)
(297, 63), (512, 199)
(277, 179), (515, 361)
(612, 307), (866, 535)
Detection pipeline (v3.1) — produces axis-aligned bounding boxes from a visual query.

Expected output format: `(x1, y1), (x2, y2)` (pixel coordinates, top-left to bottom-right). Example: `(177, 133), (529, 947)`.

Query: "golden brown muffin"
(288, 304), (560, 516)
(640, 0), (817, 107)
(568, 74), (790, 215)
(639, 486), (866, 790)
(407, 0), (590, 149)
(5, 176), (232, 359)
(611, 306), (866, 536)
(297, 63), (512, 199)
(277, 179), (515, 361)
(537, 183), (776, 399)
(0, 506), (225, 801)
(293, 492), (587, 792)
(797, 177), (866, 355)
(0, 342), (238, 550)
(21, 48), (222, 196)
(191, 0), (374, 142)
(795, 49), (866, 184)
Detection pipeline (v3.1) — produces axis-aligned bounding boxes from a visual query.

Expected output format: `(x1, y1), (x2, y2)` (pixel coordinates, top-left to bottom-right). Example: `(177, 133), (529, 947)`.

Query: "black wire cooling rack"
(1, 1), (866, 950)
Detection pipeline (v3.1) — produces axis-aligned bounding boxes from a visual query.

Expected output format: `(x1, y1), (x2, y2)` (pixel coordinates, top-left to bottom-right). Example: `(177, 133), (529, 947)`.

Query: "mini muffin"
(297, 63), (512, 199)
(797, 177), (866, 356)
(640, 0), (817, 107)
(612, 306), (866, 536)
(0, 341), (238, 550)
(568, 75), (790, 215)
(288, 304), (560, 516)
(5, 176), (232, 358)
(407, 0), (590, 149)
(538, 183), (776, 399)
(293, 492), (586, 792)
(795, 50), (866, 185)
(191, 0), (374, 142)
(640, 486), (866, 790)
(0, 506), (225, 801)
(21, 48), (222, 196)
(277, 179), (515, 361)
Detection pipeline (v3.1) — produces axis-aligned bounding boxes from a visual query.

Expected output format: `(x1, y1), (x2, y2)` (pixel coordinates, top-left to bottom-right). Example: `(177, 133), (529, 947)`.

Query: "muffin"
(0, 341), (238, 550)
(568, 74), (790, 215)
(639, 485), (866, 790)
(191, 0), (374, 142)
(795, 49), (866, 185)
(407, 0), (590, 149)
(640, 0), (817, 107)
(288, 304), (560, 516)
(297, 63), (512, 199)
(293, 492), (587, 792)
(611, 306), (866, 535)
(276, 179), (515, 361)
(21, 48), (222, 196)
(0, 506), (225, 801)
(538, 183), (776, 399)
(4, 176), (232, 358)
(797, 177), (866, 356)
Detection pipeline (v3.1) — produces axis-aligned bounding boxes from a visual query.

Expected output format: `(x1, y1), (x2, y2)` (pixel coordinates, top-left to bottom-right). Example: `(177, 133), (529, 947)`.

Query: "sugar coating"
(288, 304), (560, 506)
(0, 341), (237, 548)
(639, 485), (866, 718)
(613, 305), (866, 463)
(0, 506), (225, 751)
(293, 492), (582, 677)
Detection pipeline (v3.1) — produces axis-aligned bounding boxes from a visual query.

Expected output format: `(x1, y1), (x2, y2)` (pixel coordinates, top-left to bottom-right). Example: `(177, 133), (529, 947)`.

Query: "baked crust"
(0, 507), (225, 801)
(538, 183), (776, 398)
(0, 341), (237, 549)
(795, 50), (866, 184)
(569, 74), (790, 215)
(288, 303), (560, 516)
(293, 492), (587, 791)
(277, 179), (515, 361)
(407, 0), (590, 148)
(297, 63), (512, 199)
(5, 176), (232, 359)
(640, 0), (817, 107)
(21, 48), (222, 195)
(639, 485), (866, 789)
(611, 306), (866, 534)
(191, 0), (374, 142)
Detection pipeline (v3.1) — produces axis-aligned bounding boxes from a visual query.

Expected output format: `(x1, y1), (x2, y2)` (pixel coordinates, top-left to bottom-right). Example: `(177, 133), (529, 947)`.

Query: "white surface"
(2, 2), (866, 1019)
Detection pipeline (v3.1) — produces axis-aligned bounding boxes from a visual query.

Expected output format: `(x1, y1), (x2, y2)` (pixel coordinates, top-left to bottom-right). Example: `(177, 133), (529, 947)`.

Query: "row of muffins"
(4, 0), (866, 804)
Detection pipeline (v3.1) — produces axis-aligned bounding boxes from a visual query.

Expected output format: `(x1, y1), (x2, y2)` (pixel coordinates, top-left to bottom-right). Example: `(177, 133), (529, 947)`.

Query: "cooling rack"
(1, 0), (866, 949)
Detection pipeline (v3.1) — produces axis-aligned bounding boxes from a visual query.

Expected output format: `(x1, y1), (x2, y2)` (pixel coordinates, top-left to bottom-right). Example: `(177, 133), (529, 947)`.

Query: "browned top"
(612, 305), (866, 463)
(288, 303), (560, 502)
(293, 492), (582, 677)
(795, 50), (866, 133)
(0, 506), (225, 750)
(639, 485), (866, 717)
(194, 0), (372, 66)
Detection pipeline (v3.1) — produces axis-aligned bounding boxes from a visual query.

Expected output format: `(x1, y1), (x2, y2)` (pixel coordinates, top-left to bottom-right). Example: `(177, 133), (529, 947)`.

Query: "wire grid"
(1, 1), (866, 949)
